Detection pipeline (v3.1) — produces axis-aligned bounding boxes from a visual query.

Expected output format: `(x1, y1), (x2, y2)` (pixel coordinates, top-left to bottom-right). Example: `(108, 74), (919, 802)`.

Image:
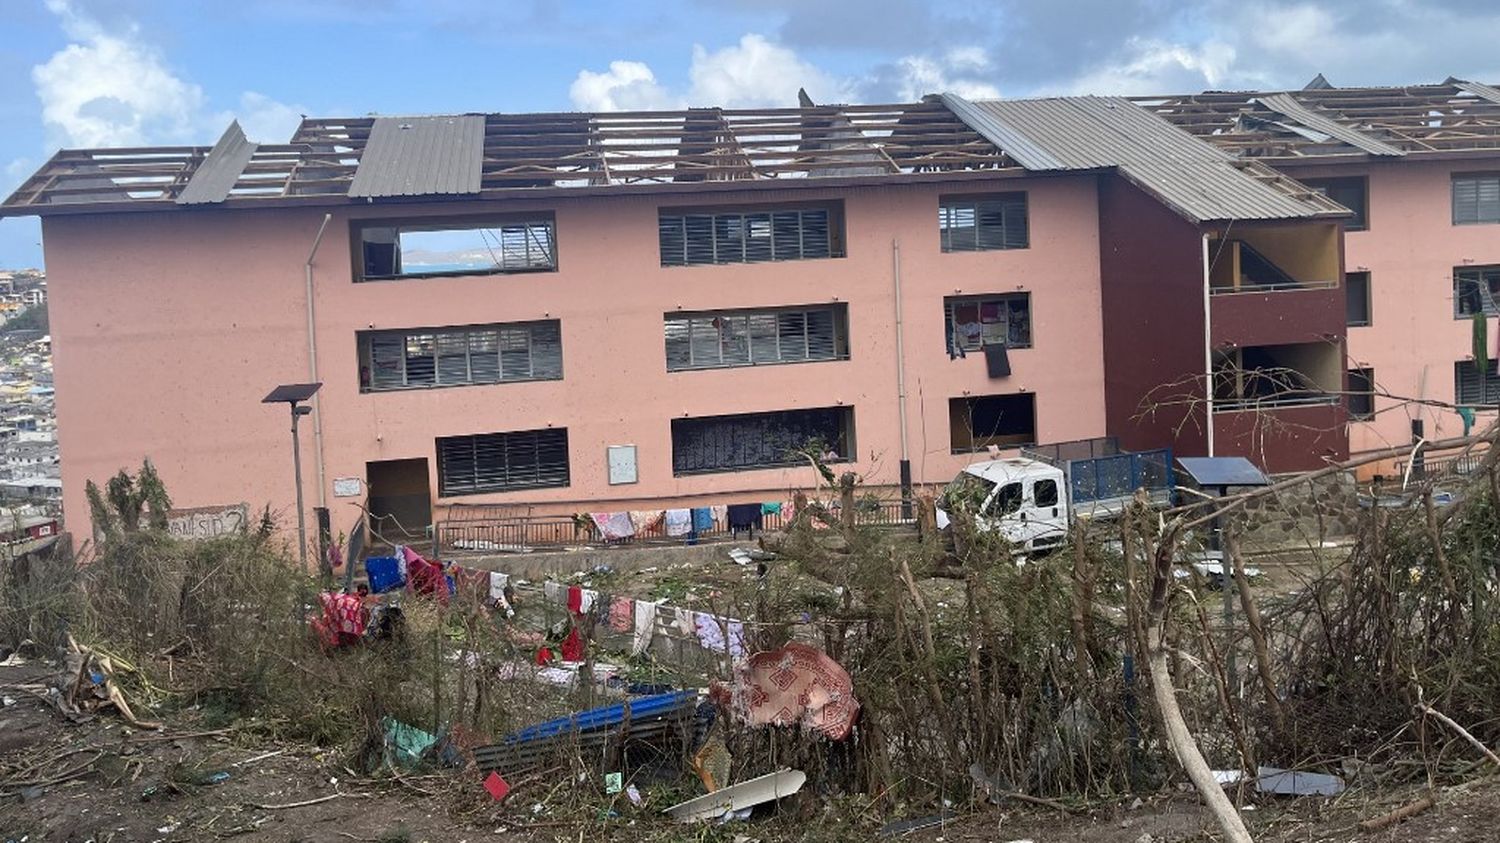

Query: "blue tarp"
(502, 690), (699, 745)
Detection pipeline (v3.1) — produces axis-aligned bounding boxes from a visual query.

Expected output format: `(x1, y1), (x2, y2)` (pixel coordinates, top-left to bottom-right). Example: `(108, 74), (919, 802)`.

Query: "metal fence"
(435, 497), (915, 555)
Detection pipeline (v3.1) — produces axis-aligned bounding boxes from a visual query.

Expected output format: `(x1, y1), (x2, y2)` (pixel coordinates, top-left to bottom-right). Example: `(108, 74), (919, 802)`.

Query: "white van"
(936, 457), (1071, 552)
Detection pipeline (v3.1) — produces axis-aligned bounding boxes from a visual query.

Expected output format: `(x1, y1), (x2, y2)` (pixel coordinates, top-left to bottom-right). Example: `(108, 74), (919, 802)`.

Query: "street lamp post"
(262, 383), (322, 574)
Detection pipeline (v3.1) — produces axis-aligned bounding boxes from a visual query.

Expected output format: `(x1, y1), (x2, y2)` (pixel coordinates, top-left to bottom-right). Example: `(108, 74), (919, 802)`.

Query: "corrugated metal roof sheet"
(1450, 78), (1500, 106)
(1254, 93), (1405, 157)
(348, 115), (485, 198)
(177, 121), (258, 205)
(944, 94), (1346, 223)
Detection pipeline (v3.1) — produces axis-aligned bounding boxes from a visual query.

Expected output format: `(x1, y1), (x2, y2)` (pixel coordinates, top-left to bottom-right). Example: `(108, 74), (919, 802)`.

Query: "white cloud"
(33, 0), (206, 147)
(885, 49), (1002, 100)
(222, 92), (307, 144)
(570, 34), (852, 112)
(569, 61), (678, 111)
(687, 34), (851, 106)
(1052, 38), (1242, 96)
(32, 1), (305, 149)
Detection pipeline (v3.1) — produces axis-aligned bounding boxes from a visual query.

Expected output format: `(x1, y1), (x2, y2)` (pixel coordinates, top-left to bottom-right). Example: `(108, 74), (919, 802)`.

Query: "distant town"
(0, 267), (58, 557)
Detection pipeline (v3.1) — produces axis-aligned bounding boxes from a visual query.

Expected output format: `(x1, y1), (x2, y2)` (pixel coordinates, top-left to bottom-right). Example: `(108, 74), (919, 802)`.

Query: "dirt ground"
(6, 656), (1500, 843)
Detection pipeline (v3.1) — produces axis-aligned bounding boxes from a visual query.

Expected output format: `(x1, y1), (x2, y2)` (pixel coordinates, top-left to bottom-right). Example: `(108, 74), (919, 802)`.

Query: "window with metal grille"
(671, 407), (853, 475)
(1303, 177), (1368, 231)
(359, 321), (562, 392)
(1456, 360), (1500, 406)
(658, 205), (842, 267)
(939, 193), (1028, 252)
(664, 305), (848, 371)
(1454, 266), (1500, 317)
(944, 294), (1031, 353)
(1347, 368), (1375, 420)
(437, 428), (569, 496)
(355, 218), (556, 281)
(1453, 174), (1500, 225)
(1346, 271), (1371, 326)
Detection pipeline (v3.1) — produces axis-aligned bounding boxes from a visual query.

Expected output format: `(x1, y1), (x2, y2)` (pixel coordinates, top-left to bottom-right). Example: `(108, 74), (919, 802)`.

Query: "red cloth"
(608, 597), (633, 633)
(566, 585), (583, 615)
(535, 646), (554, 666)
(721, 642), (860, 740)
(313, 591), (366, 648)
(560, 627), (584, 662)
(403, 546), (449, 602)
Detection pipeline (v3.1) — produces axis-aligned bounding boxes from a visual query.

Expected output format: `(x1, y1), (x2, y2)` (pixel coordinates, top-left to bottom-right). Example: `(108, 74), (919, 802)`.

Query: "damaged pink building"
(9, 81), (1485, 541)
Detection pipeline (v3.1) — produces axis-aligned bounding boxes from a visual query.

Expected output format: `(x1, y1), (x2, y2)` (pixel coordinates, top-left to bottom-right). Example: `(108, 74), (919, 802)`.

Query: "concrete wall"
(1280, 158), (1500, 478)
(43, 175), (1111, 532)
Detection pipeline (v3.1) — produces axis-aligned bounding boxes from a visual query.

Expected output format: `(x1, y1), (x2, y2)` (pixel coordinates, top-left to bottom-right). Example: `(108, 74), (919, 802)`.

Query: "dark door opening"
(366, 458), (432, 544)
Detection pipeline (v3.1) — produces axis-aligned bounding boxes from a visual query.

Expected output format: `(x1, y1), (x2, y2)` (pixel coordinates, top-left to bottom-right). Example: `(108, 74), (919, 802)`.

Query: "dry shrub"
(0, 541), (78, 653)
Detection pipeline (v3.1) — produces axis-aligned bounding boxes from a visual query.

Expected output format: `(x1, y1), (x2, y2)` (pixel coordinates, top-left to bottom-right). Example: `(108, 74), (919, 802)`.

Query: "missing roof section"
(942, 93), (1349, 223)
(348, 115), (487, 198)
(1136, 80), (1500, 158)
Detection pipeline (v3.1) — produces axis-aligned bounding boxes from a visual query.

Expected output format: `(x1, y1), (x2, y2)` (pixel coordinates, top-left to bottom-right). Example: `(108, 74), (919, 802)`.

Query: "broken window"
(437, 427), (569, 496)
(1453, 174), (1500, 225)
(1212, 343), (1341, 411)
(664, 305), (848, 371)
(1456, 360), (1500, 406)
(1347, 367), (1375, 420)
(1454, 266), (1500, 317)
(658, 205), (842, 267)
(359, 321), (561, 392)
(354, 218), (556, 281)
(939, 193), (1028, 252)
(1303, 176), (1368, 231)
(948, 393), (1037, 453)
(986, 482), (1024, 517)
(671, 407), (853, 475)
(1346, 271), (1371, 326)
(944, 294), (1032, 353)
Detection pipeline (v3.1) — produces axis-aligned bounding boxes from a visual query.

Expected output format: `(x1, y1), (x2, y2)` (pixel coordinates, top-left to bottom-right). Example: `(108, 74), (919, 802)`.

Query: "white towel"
(632, 600), (659, 655)
(664, 508), (692, 537)
(674, 606), (695, 636)
(579, 588), (597, 614)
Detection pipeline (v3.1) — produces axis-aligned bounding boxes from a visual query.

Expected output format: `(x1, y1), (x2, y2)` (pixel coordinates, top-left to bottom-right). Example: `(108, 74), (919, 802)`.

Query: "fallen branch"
(1358, 794), (1435, 832)
(999, 790), (1080, 814)
(1417, 702), (1500, 768)
(1144, 513), (1254, 843)
(127, 727), (236, 744)
(248, 792), (358, 810)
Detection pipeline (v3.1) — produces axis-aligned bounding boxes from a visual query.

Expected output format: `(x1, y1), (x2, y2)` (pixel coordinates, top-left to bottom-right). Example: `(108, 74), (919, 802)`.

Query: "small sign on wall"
(607, 445), (638, 485)
(166, 504), (249, 541)
(332, 477), (363, 498)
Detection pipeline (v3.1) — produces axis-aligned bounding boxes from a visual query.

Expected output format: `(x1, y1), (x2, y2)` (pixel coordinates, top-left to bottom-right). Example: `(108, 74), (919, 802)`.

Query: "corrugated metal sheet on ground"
(943, 94), (1351, 223)
(177, 121), (258, 205)
(348, 114), (486, 198)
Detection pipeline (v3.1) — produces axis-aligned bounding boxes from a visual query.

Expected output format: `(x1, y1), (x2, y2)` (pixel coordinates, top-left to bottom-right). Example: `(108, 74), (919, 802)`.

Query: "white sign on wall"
(165, 504), (249, 541)
(607, 445), (638, 485)
(332, 477), (363, 498)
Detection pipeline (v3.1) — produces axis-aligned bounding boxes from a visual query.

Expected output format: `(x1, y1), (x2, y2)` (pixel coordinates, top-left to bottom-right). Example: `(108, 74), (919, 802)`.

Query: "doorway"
(366, 458), (432, 544)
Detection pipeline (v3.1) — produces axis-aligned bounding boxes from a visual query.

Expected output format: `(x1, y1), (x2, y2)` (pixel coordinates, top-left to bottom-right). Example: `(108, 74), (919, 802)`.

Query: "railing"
(435, 497), (915, 555)
(1209, 279), (1339, 296)
(1212, 393), (1341, 413)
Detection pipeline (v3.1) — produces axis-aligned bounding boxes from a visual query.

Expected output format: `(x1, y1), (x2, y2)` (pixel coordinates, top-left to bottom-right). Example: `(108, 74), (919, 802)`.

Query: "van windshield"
(941, 472), (997, 515)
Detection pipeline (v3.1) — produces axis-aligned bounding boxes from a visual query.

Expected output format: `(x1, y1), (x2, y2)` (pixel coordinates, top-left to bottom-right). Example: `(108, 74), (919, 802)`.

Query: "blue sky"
(4, 0), (1499, 268)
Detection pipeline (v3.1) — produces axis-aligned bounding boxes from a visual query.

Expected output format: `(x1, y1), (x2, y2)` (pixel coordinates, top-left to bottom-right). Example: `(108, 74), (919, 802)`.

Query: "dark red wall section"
(1097, 174), (1209, 457)
(1210, 286), (1345, 348)
(1213, 403), (1350, 473)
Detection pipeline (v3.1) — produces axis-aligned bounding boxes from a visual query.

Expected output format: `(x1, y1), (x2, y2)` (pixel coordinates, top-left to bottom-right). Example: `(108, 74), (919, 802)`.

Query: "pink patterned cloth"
(720, 642), (859, 740)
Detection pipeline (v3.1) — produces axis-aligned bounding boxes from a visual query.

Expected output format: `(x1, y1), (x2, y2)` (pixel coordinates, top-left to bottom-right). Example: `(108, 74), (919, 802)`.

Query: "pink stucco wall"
(43, 175), (1109, 533)
(1283, 158), (1500, 476)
